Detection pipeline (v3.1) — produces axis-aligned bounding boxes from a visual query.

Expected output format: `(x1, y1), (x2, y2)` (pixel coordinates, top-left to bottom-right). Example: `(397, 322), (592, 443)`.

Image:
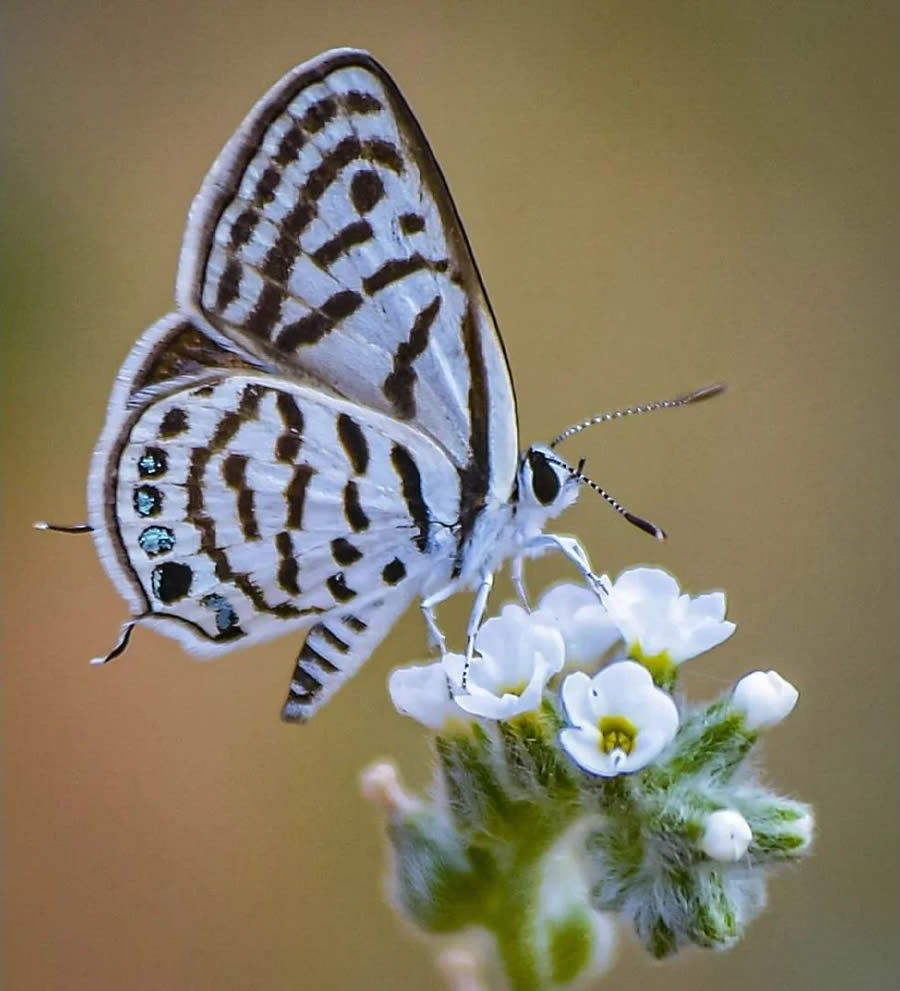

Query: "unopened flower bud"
(732, 670), (798, 730)
(701, 809), (752, 862)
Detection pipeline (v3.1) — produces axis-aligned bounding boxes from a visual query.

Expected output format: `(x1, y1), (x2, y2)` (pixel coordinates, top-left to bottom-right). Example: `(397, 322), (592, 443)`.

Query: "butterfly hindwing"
(101, 371), (460, 656)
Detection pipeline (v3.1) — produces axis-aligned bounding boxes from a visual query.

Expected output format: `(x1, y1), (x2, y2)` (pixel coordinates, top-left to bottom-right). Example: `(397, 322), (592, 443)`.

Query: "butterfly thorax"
(452, 445), (581, 590)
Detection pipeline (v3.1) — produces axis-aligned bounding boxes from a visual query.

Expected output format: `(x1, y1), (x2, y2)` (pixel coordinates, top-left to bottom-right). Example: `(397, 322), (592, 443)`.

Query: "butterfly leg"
(520, 533), (608, 602)
(465, 570), (494, 654)
(511, 555), (531, 611)
(421, 581), (465, 654)
(421, 570), (494, 688)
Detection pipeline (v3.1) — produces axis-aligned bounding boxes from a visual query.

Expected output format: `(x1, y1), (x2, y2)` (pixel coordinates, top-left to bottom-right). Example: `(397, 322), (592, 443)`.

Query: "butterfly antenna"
(549, 383), (725, 449)
(34, 521), (94, 534)
(546, 455), (666, 541)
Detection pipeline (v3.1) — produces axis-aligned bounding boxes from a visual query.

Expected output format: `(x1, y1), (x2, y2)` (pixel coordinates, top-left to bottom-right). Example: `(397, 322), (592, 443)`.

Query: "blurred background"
(3, 1), (897, 988)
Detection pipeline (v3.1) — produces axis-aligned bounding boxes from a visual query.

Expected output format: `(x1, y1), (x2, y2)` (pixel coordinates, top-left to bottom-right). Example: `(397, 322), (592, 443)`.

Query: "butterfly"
(58, 48), (720, 721)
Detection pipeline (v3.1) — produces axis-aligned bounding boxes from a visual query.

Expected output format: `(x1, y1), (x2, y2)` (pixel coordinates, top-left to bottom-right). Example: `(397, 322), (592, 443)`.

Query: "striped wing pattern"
(114, 373), (459, 629)
(90, 49), (521, 719)
(180, 50), (518, 497)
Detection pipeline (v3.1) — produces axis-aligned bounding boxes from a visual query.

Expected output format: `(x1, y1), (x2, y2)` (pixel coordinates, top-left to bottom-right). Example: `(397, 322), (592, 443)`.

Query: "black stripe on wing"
(179, 48), (517, 498)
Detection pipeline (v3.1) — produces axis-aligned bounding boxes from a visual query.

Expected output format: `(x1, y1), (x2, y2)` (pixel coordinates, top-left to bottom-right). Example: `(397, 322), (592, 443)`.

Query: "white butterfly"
(63, 48), (719, 721)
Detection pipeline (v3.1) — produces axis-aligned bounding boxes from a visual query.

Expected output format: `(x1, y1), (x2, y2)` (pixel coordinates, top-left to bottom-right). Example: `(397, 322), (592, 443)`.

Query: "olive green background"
(3, 2), (897, 989)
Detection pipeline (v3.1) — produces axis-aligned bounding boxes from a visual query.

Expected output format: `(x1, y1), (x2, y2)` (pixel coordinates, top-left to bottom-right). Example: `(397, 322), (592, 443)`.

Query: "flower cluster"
(368, 567), (813, 991)
(390, 567), (745, 777)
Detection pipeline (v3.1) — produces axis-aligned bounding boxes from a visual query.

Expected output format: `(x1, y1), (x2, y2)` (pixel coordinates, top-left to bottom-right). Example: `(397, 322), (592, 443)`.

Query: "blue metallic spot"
(134, 485), (162, 517)
(138, 446), (168, 478)
(201, 594), (242, 639)
(138, 525), (175, 557)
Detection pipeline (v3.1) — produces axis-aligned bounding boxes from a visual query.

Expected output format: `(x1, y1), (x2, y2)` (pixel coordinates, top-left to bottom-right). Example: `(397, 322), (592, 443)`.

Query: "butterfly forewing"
(178, 49), (518, 493)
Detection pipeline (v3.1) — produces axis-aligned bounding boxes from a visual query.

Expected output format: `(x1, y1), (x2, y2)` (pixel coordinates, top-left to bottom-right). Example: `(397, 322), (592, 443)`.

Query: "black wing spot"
(337, 414), (369, 474)
(312, 220), (373, 268)
(275, 530), (301, 596)
(344, 90), (383, 115)
(331, 538), (363, 566)
(274, 124), (304, 167)
(327, 572), (356, 603)
(286, 465), (314, 529)
(382, 558), (406, 585)
(300, 97), (337, 133)
(399, 212), (425, 235)
(158, 408), (188, 439)
(254, 166), (281, 207)
(343, 481), (369, 531)
(350, 170), (385, 214)
(151, 562), (193, 603)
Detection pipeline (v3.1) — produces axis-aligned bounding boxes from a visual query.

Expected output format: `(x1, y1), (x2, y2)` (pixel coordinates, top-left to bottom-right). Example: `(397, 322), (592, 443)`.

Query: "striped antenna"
(548, 383), (725, 449)
(546, 454), (666, 541)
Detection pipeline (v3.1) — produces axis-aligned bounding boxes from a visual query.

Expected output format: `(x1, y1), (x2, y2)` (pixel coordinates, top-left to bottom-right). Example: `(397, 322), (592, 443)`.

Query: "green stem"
(490, 862), (543, 991)
(483, 802), (584, 991)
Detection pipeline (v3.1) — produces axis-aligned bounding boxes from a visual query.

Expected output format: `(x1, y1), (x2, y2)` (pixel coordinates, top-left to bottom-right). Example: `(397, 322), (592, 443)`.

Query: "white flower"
(731, 670), (799, 731)
(444, 604), (565, 720)
(534, 582), (621, 668)
(559, 661), (679, 776)
(388, 661), (465, 730)
(701, 809), (753, 862)
(602, 567), (735, 666)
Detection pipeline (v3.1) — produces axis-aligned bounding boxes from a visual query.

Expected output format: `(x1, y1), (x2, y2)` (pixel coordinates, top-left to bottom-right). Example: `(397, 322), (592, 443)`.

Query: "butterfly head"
(515, 445), (582, 529)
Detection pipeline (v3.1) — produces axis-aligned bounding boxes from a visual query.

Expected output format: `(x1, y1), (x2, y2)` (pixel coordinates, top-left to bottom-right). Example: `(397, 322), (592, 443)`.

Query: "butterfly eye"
(527, 449), (561, 506)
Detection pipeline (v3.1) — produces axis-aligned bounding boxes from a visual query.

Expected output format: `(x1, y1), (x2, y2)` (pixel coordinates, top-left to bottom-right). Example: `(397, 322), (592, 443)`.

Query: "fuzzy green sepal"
(388, 805), (490, 932)
(546, 910), (594, 984)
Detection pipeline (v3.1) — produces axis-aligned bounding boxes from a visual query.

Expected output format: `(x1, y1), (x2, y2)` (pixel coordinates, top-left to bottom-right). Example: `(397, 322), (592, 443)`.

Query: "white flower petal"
(559, 727), (608, 775)
(627, 724), (674, 768)
(519, 624), (566, 677)
(537, 582), (599, 620)
(474, 603), (530, 661)
(615, 567), (680, 603)
(732, 670), (799, 730)
(454, 687), (519, 719)
(561, 670), (596, 729)
(591, 659), (656, 709)
(535, 583), (621, 668)
(568, 606), (622, 662)
(442, 652), (467, 690)
(389, 662), (463, 730)
(701, 809), (753, 862)
(688, 591), (728, 622)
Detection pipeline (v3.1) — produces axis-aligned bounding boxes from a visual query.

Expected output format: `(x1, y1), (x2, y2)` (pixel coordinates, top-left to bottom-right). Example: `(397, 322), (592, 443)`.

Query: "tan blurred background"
(3, 1), (897, 988)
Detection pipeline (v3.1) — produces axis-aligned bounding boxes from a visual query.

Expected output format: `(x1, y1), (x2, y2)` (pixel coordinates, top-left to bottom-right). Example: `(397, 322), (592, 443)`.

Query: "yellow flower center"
(598, 714), (637, 755)
(499, 680), (528, 697)
(629, 642), (676, 687)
